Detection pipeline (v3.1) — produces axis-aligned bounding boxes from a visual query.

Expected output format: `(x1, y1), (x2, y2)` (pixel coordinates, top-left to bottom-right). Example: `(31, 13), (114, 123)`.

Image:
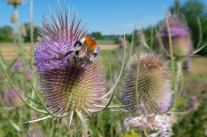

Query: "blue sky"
(0, 0), (206, 35)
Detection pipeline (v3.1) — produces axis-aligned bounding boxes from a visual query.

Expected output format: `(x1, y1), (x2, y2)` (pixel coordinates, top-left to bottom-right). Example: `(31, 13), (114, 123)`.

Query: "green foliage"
(91, 32), (104, 40)
(174, 93), (207, 137)
(0, 34), (13, 42)
(0, 25), (13, 42)
(0, 25), (13, 35)
(23, 22), (39, 42)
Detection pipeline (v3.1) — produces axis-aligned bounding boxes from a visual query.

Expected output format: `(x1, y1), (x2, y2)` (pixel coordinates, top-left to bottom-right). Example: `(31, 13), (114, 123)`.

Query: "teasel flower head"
(13, 60), (23, 72)
(118, 36), (124, 48)
(7, 0), (23, 5)
(121, 53), (173, 114)
(159, 13), (193, 56)
(26, 67), (32, 80)
(20, 25), (26, 37)
(10, 15), (16, 23)
(136, 31), (146, 46)
(124, 114), (177, 137)
(3, 86), (24, 108)
(33, 3), (107, 134)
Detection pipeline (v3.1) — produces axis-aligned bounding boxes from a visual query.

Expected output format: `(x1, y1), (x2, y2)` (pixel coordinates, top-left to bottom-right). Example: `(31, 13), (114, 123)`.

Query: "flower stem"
(166, 20), (177, 104)
(135, 38), (142, 110)
(14, 4), (26, 92)
(130, 27), (136, 58)
(175, 58), (184, 101)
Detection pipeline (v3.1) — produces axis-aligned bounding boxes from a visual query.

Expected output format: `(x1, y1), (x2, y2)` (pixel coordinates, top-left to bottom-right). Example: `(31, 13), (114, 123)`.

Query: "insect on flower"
(63, 36), (100, 67)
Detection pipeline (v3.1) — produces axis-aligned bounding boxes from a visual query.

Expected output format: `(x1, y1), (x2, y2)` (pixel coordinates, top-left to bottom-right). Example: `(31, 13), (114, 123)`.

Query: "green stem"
(30, 0), (36, 100)
(196, 17), (202, 49)
(154, 27), (170, 57)
(130, 28), (136, 58)
(14, 4), (26, 92)
(166, 21), (177, 104)
(135, 41), (142, 110)
(150, 26), (154, 49)
(175, 58), (184, 101)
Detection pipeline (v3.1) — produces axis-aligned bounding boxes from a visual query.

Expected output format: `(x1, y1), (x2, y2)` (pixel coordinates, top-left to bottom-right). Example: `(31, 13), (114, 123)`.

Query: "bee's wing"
(93, 45), (100, 54)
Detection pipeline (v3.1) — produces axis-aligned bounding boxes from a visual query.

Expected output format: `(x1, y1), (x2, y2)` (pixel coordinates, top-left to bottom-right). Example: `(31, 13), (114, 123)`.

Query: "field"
(0, 42), (207, 137)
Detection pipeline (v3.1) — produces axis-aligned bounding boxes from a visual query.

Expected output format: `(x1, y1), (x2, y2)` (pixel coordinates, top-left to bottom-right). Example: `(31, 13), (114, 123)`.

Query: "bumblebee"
(63, 37), (99, 67)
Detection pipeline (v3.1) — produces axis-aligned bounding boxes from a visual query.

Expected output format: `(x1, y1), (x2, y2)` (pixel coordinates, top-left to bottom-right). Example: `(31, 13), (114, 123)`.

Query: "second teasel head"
(121, 53), (173, 115)
(158, 13), (193, 57)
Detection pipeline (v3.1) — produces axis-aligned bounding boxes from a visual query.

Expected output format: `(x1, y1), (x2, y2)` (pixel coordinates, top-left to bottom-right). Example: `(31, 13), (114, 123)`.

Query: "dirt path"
(0, 43), (118, 60)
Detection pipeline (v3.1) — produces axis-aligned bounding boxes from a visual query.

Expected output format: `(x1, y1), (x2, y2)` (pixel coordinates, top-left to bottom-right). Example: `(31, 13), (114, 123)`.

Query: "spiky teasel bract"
(39, 57), (105, 116)
(33, 2), (108, 134)
(159, 13), (193, 56)
(121, 53), (173, 114)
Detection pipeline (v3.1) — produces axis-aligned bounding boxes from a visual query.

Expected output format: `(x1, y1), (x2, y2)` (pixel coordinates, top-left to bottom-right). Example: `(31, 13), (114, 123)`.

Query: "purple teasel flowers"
(121, 53), (176, 136)
(118, 36), (125, 49)
(136, 31), (147, 46)
(158, 13), (193, 57)
(13, 60), (23, 71)
(1, 86), (24, 108)
(32, 2), (125, 135)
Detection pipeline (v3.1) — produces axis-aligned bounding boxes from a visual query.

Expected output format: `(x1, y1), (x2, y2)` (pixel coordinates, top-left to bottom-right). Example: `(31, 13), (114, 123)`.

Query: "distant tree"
(0, 25), (13, 42)
(0, 25), (13, 35)
(91, 32), (103, 40)
(170, 0), (181, 14)
(23, 22), (40, 42)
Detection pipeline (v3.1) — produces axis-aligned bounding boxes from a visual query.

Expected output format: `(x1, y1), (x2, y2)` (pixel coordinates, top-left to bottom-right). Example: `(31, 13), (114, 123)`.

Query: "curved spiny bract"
(159, 13), (193, 56)
(121, 53), (173, 115)
(39, 57), (105, 119)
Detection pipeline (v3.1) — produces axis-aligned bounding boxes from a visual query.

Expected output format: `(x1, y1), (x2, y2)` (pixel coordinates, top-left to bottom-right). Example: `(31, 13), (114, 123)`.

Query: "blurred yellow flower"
(124, 130), (140, 137)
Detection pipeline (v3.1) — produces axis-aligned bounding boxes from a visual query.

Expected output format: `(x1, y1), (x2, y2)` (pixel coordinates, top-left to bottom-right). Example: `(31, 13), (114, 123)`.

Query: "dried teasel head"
(10, 15), (16, 23)
(121, 53), (173, 114)
(7, 0), (23, 5)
